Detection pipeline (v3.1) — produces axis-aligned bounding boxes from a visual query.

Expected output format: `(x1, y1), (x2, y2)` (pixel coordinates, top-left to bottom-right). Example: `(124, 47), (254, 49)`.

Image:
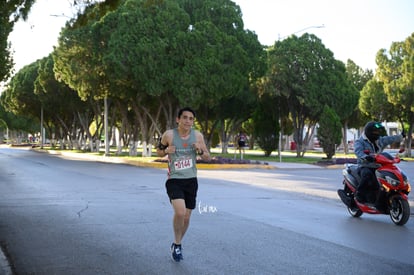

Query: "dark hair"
(177, 107), (196, 118)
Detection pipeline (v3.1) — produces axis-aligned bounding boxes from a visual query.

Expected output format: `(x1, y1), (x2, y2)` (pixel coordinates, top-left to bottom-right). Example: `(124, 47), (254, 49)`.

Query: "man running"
(157, 107), (211, 262)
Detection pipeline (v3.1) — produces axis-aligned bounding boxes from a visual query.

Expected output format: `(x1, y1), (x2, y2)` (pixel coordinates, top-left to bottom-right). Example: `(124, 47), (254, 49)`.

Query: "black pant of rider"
(357, 167), (376, 202)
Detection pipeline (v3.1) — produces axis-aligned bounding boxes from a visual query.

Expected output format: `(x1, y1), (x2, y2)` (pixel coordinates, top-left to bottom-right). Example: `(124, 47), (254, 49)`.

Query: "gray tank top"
(167, 128), (197, 179)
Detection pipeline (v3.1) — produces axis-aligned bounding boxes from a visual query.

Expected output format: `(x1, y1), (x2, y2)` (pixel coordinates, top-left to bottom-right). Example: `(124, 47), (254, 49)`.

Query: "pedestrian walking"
(235, 131), (247, 160)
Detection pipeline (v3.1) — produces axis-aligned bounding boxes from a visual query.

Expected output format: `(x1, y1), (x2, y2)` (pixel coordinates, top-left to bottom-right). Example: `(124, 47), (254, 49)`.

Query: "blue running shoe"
(170, 243), (183, 262)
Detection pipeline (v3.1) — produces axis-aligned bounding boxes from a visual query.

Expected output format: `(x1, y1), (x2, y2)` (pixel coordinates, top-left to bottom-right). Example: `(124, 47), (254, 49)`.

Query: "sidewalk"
(2, 145), (340, 170)
(37, 148), (332, 169)
(267, 161), (324, 169)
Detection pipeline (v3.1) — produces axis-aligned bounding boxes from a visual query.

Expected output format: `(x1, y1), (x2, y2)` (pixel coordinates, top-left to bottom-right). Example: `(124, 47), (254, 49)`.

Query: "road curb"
(29, 148), (344, 170)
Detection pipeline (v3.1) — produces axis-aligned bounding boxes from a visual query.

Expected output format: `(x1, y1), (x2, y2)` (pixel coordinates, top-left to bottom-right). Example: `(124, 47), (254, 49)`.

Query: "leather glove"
(363, 155), (375, 162)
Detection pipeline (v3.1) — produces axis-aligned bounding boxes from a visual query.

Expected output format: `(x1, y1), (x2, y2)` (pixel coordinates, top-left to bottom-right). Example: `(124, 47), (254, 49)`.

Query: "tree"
(0, 61), (43, 143)
(53, 1), (121, 152)
(97, 0), (191, 155)
(212, 87), (257, 154)
(265, 33), (352, 157)
(317, 105), (342, 159)
(343, 59), (373, 154)
(1, 61), (42, 120)
(0, 0), (110, 83)
(376, 33), (414, 156)
(99, 0), (265, 152)
(35, 54), (91, 149)
(177, 0), (266, 148)
(0, 0), (36, 82)
(359, 78), (397, 121)
(0, 100), (39, 142)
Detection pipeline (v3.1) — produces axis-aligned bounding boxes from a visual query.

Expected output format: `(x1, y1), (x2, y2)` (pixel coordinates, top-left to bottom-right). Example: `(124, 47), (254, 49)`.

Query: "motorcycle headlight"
(385, 176), (400, 187)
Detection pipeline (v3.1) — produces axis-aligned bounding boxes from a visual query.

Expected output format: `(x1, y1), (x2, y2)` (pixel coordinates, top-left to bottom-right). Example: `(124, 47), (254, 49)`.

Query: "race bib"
(174, 157), (193, 170)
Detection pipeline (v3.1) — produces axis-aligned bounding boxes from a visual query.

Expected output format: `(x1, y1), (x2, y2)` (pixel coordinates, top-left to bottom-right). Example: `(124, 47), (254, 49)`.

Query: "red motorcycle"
(338, 150), (411, 225)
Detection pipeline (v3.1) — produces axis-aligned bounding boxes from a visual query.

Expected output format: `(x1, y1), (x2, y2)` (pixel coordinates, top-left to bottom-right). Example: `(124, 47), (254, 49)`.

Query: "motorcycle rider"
(354, 121), (404, 202)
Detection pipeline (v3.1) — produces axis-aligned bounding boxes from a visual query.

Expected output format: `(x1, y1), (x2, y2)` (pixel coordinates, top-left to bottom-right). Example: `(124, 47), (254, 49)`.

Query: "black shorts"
(238, 141), (246, 148)
(165, 178), (198, 209)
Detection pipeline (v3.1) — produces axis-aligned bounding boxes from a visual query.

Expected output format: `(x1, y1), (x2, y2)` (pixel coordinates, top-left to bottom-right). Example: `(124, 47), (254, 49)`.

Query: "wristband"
(157, 140), (168, 150)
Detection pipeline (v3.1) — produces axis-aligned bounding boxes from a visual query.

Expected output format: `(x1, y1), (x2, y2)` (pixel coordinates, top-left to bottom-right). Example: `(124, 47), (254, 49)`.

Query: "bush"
(317, 106), (342, 159)
(252, 95), (279, 157)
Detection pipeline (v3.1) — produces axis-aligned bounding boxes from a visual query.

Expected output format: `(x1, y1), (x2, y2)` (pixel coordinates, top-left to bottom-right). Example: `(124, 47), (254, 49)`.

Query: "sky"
(8, 0), (75, 72)
(7, 0), (414, 74)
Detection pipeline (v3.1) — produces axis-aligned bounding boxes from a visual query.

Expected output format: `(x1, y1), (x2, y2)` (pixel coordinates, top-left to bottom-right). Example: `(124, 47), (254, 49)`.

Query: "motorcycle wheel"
(389, 196), (410, 226)
(347, 206), (363, 217)
(344, 184), (363, 217)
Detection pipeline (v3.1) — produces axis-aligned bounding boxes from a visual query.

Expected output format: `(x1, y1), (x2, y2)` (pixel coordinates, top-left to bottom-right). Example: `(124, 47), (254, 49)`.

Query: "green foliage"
(0, 0), (105, 82)
(376, 33), (414, 156)
(376, 33), (414, 114)
(1, 61), (41, 119)
(36, 54), (91, 141)
(317, 106), (342, 159)
(178, 0), (266, 108)
(54, 15), (109, 101)
(264, 33), (354, 156)
(211, 129), (220, 148)
(253, 93), (279, 157)
(100, 0), (189, 97)
(345, 59), (372, 130)
(0, 0), (36, 82)
(0, 95), (39, 133)
(359, 78), (396, 121)
(178, 0), (265, 146)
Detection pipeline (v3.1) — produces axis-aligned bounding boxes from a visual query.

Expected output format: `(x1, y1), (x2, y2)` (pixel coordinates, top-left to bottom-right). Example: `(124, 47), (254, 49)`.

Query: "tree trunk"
(342, 122), (349, 155)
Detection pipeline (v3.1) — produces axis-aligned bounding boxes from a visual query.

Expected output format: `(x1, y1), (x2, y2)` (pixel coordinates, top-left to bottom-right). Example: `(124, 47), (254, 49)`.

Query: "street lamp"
(104, 96), (109, 156)
(278, 24), (325, 40)
(40, 105), (44, 149)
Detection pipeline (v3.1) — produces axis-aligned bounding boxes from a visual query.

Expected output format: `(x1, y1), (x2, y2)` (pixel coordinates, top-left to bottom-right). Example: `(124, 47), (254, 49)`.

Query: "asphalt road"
(0, 147), (413, 275)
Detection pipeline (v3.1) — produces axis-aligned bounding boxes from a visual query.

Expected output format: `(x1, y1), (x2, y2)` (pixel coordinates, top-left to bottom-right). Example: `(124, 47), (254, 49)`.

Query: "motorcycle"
(337, 149), (411, 226)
